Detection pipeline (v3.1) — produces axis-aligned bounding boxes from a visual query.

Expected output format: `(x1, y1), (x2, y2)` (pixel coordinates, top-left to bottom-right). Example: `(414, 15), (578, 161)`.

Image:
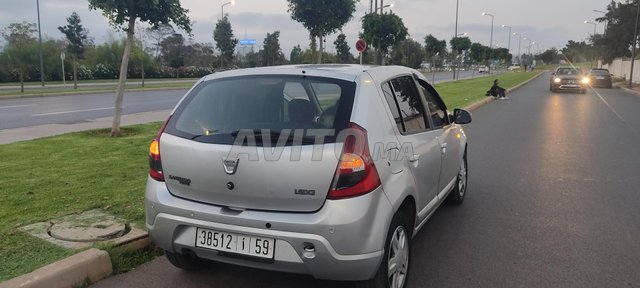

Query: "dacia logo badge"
(223, 158), (240, 175)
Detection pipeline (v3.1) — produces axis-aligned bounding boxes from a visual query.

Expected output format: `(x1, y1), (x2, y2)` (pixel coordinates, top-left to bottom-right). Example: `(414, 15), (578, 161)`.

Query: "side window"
(417, 80), (448, 129)
(390, 76), (429, 133)
(382, 82), (404, 132)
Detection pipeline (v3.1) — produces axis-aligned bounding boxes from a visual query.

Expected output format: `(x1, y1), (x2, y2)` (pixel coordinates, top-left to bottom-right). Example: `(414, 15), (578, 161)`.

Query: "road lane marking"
(592, 89), (640, 137)
(32, 107), (113, 117)
(0, 104), (36, 109)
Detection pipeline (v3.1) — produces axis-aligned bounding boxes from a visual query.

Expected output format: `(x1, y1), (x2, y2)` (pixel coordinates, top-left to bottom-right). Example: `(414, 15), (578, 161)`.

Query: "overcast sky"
(0, 0), (611, 57)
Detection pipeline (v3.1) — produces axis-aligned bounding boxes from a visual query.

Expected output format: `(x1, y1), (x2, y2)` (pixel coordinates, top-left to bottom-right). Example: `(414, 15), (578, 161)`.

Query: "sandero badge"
(223, 158), (239, 175)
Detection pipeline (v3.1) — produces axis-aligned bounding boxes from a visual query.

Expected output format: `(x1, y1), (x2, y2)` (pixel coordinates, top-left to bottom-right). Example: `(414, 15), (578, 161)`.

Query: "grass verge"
(0, 71), (541, 281)
(436, 71), (539, 108)
(0, 123), (161, 281)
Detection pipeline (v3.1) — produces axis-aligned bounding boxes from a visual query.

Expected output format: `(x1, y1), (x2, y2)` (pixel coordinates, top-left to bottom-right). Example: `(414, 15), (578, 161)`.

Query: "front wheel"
(445, 150), (468, 205)
(357, 211), (412, 288)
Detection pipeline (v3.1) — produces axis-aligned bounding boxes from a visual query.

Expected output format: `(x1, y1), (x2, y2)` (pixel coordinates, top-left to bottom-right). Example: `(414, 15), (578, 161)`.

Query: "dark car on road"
(550, 66), (589, 94)
(589, 68), (613, 88)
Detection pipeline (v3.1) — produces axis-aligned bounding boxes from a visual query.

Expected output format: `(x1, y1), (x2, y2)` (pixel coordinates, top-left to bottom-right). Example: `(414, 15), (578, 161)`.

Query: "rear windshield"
(590, 70), (610, 76)
(164, 75), (356, 145)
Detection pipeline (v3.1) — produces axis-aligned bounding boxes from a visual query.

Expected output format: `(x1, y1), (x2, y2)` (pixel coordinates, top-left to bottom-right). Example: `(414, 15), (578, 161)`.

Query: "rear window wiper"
(189, 129), (219, 140)
(231, 129), (318, 145)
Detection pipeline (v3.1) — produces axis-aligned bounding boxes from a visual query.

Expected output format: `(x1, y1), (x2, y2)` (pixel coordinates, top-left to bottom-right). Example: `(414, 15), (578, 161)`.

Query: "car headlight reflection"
(582, 78), (590, 84)
(554, 78), (561, 83)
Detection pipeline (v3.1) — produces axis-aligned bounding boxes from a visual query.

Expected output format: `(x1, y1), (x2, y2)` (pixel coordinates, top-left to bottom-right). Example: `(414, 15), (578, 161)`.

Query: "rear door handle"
(440, 142), (448, 154)
(409, 154), (420, 162)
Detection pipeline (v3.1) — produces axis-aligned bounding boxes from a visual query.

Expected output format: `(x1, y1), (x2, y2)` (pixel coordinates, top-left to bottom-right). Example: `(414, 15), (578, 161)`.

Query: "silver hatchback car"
(145, 65), (471, 288)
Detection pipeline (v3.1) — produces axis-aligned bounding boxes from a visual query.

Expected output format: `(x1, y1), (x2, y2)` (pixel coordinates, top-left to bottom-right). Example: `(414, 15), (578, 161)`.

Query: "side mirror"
(551, 72), (556, 76)
(453, 109), (472, 125)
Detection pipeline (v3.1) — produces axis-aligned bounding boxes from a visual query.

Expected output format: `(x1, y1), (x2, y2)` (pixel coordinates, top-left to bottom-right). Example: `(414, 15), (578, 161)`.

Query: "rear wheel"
(357, 211), (412, 288)
(445, 150), (468, 205)
(165, 250), (210, 271)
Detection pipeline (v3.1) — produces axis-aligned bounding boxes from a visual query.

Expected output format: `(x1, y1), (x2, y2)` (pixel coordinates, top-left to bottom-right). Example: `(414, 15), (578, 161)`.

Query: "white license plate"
(596, 76), (605, 79)
(195, 228), (275, 259)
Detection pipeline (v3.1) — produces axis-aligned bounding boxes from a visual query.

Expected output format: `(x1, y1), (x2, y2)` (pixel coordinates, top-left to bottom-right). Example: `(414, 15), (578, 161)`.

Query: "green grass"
(102, 245), (164, 275)
(0, 123), (162, 281)
(436, 71), (540, 109)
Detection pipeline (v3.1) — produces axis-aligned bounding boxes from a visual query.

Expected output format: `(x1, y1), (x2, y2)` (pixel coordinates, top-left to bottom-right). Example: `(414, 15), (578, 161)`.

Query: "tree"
(213, 16), (238, 69)
(469, 42), (489, 64)
(424, 34), (447, 59)
(536, 48), (560, 64)
(334, 34), (352, 63)
(362, 12), (408, 65)
(1, 22), (39, 92)
(596, 0), (640, 63)
(146, 23), (175, 59)
(290, 45), (304, 64)
(562, 40), (591, 63)
(58, 12), (89, 90)
(450, 37), (472, 55)
(286, 0), (357, 64)
(161, 34), (186, 77)
(88, 0), (191, 136)
(262, 31), (284, 66)
(493, 47), (512, 64)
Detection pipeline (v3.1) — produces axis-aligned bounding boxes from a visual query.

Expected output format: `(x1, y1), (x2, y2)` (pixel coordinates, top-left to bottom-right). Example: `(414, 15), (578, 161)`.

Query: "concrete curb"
(0, 248), (112, 288)
(618, 85), (640, 96)
(462, 72), (545, 112)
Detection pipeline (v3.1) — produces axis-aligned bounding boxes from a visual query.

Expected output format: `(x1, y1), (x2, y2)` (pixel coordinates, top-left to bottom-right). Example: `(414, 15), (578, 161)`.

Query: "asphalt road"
(0, 89), (188, 130)
(0, 71), (482, 131)
(90, 75), (640, 288)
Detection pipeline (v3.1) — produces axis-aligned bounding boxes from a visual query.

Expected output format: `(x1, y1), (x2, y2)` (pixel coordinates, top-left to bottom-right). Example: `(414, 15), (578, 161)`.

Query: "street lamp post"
(221, 0), (235, 19)
(593, 10), (608, 31)
(629, 1), (639, 89)
(501, 25), (512, 56)
(584, 21), (597, 68)
(482, 12), (495, 73)
(452, 0), (459, 80)
(36, 0), (45, 87)
(379, 3), (394, 13)
(514, 32), (522, 65)
(60, 52), (65, 85)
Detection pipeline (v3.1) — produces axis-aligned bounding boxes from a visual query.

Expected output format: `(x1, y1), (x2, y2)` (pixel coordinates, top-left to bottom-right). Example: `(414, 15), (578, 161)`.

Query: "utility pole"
(453, 0), (459, 80)
(630, 1), (640, 89)
(36, 0), (45, 87)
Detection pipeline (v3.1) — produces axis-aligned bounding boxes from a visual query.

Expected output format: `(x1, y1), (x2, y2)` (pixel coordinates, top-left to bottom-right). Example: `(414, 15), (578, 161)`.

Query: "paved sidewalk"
(0, 110), (171, 145)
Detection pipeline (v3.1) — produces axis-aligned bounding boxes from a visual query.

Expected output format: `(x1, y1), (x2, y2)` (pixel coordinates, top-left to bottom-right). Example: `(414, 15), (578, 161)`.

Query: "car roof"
(201, 64), (422, 83)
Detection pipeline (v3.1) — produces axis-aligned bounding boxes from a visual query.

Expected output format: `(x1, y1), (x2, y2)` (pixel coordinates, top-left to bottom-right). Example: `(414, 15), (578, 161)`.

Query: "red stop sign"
(355, 39), (367, 52)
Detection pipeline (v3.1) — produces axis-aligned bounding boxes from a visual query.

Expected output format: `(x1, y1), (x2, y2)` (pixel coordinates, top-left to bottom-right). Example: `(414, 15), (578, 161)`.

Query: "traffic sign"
(355, 39), (367, 53)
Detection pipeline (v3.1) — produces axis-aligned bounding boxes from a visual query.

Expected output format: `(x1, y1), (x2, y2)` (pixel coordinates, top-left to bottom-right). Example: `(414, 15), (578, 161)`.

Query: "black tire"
(357, 211), (412, 288)
(165, 250), (210, 271)
(445, 149), (468, 205)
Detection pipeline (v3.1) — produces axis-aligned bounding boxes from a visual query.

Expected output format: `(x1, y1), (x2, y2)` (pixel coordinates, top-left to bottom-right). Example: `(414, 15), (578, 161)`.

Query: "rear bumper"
(145, 177), (393, 281)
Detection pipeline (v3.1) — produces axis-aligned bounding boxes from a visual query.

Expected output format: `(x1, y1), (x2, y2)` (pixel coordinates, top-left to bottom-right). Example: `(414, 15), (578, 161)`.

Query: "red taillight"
(149, 116), (171, 182)
(327, 123), (381, 200)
